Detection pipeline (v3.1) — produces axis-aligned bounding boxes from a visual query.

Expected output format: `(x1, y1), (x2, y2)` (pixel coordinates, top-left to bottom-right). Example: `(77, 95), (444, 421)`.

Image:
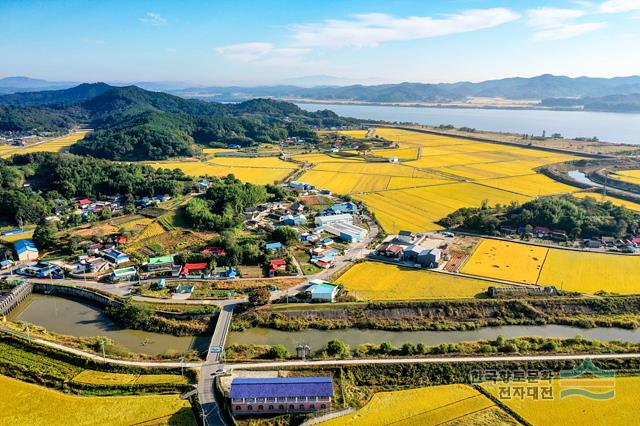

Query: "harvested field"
(462, 238), (640, 294)
(461, 239), (548, 284)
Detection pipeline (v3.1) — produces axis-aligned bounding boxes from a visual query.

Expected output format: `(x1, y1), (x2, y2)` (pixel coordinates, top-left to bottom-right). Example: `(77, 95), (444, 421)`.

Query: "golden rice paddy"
(354, 183), (530, 233)
(572, 192), (640, 211)
(321, 384), (514, 426)
(149, 159), (294, 185)
(612, 169), (640, 185)
(462, 238), (640, 294)
(0, 375), (196, 426)
(336, 262), (491, 300)
(481, 376), (640, 426)
(0, 131), (88, 158)
(461, 239), (548, 284)
(298, 128), (581, 232)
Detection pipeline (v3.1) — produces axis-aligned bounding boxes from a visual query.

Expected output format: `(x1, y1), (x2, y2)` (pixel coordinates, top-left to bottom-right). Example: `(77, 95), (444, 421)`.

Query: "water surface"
(297, 103), (640, 145)
(10, 294), (209, 355)
(228, 325), (640, 353)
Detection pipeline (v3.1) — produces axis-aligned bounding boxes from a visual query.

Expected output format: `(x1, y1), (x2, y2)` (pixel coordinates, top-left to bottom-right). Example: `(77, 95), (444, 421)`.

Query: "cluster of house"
(501, 226), (569, 241)
(230, 376), (333, 415)
(374, 231), (443, 269)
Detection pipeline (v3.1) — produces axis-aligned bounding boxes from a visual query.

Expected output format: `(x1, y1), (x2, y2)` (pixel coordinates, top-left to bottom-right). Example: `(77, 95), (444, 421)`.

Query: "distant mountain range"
(170, 74), (640, 105)
(2, 74), (640, 111)
(0, 83), (355, 161)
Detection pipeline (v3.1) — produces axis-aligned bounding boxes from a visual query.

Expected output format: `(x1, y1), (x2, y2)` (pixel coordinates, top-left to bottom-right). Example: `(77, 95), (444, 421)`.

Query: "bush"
(248, 288), (271, 306)
(268, 344), (289, 359)
(326, 339), (350, 358)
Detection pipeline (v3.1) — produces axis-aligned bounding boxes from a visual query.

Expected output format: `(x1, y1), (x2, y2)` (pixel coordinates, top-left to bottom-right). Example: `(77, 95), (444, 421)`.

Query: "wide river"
(296, 103), (640, 145)
(9, 294), (210, 356)
(228, 325), (640, 353)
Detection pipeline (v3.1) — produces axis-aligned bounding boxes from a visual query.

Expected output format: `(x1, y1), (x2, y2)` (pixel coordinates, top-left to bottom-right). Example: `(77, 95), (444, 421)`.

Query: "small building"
(146, 254), (176, 272)
(230, 377), (333, 414)
(417, 248), (442, 268)
(289, 202), (305, 213)
(0, 259), (14, 269)
(584, 239), (603, 249)
(264, 242), (284, 251)
(175, 284), (194, 294)
(288, 181), (315, 191)
(308, 280), (339, 302)
(283, 214), (307, 226)
(212, 266), (237, 278)
(376, 244), (404, 258)
(197, 179), (210, 192)
(324, 222), (367, 243)
(202, 247), (226, 256)
(533, 226), (551, 238)
(110, 266), (137, 282)
(102, 249), (130, 265)
(403, 244), (429, 262)
(181, 262), (209, 276)
(395, 230), (415, 244)
(322, 202), (358, 215)
(14, 240), (39, 262)
(314, 213), (353, 226)
(83, 257), (110, 273)
(268, 259), (287, 276)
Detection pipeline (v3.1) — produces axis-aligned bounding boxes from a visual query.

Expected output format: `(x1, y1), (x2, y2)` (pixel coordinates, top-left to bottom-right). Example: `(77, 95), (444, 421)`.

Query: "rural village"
(3, 81), (640, 426)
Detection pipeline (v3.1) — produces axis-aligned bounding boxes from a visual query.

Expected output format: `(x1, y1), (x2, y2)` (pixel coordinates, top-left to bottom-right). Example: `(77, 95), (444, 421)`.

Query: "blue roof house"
(102, 249), (130, 265)
(14, 240), (39, 262)
(264, 242), (284, 251)
(230, 377), (333, 414)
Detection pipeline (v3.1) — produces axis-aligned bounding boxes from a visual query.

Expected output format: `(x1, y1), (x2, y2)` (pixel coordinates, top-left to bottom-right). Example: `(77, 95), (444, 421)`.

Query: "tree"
(400, 342), (415, 355)
(270, 226), (298, 245)
(32, 222), (58, 249)
(326, 339), (350, 357)
(248, 287), (271, 306)
(379, 341), (394, 354)
(268, 344), (289, 359)
(105, 298), (153, 329)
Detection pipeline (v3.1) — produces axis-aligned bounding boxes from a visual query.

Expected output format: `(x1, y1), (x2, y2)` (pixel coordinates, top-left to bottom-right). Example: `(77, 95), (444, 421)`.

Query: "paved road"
(198, 303), (237, 426)
(226, 352), (640, 369)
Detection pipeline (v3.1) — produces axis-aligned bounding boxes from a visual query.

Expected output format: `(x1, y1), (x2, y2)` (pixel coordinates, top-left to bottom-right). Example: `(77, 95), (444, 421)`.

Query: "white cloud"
(140, 12), (167, 27)
(598, 0), (640, 13)
(289, 8), (520, 48)
(215, 43), (311, 64)
(527, 7), (586, 28)
(533, 22), (607, 41)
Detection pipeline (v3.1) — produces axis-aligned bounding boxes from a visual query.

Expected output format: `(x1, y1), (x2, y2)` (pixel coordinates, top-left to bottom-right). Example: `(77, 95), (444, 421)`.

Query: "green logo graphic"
(559, 358), (615, 400)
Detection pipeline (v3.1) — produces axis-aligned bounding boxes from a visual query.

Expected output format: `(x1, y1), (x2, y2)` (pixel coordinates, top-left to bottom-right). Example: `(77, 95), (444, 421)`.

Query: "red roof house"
(78, 199), (91, 206)
(181, 262), (209, 275)
(201, 247), (226, 256)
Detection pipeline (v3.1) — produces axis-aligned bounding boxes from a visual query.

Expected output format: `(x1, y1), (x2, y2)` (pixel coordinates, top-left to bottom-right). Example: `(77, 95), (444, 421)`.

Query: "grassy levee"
(0, 331), (196, 395)
(235, 296), (640, 332)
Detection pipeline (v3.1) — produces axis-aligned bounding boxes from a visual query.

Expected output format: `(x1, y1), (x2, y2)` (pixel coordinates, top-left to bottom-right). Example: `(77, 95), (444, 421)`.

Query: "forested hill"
(0, 84), (357, 161)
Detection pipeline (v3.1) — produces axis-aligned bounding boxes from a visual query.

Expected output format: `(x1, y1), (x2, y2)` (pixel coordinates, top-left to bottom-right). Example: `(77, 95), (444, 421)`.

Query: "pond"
(228, 325), (640, 353)
(9, 294), (210, 356)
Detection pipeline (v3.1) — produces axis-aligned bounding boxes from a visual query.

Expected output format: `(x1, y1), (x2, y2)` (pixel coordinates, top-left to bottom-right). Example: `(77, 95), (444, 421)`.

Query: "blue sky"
(1, 0), (639, 85)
